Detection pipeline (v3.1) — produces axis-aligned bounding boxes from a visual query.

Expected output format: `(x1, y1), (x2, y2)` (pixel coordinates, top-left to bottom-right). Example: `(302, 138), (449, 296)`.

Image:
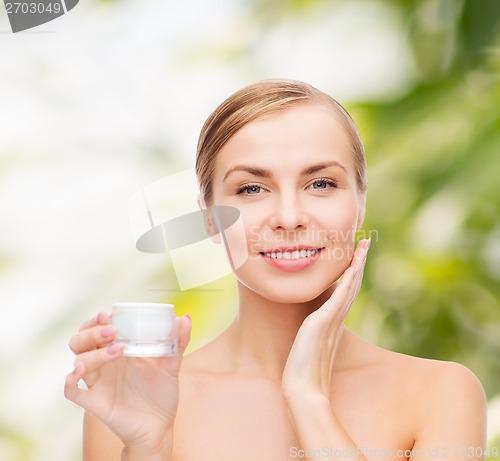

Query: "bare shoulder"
(367, 336), (484, 399)
(376, 343), (485, 403)
(349, 330), (487, 438)
(347, 328), (483, 391)
(398, 352), (487, 428)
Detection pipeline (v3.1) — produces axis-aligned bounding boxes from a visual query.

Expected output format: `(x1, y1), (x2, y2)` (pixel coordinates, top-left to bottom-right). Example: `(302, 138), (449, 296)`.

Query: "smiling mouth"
(259, 247), (325, 260)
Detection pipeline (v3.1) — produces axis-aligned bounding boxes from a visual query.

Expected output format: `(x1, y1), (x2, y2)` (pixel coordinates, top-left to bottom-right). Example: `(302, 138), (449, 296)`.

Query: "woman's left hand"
(282, 238), (371, 400)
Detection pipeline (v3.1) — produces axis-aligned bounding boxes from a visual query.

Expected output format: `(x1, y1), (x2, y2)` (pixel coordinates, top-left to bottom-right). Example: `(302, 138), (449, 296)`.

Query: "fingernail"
(96, 312), (105, 324)
(101, 326), (115, 338)
(107, 342), (123, 355)
(72, 363), (82, 376)
(185, 314), (192, 321)
(366, 238), (371, 250)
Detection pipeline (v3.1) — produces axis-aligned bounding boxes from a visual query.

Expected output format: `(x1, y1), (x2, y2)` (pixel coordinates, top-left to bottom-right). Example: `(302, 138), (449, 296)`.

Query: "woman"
(65, 79), (487, 461)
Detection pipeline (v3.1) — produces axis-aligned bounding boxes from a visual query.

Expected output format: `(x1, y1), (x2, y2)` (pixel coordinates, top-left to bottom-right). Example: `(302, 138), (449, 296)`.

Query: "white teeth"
(264, 249), (319, 260)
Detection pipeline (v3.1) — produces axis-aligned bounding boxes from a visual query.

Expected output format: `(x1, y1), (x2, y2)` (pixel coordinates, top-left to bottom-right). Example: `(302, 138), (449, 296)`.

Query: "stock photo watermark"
(247, 227), (378, 260)
(289, 445), (499, 459)
(130, 169), (378, 291)
(2, 0), (78, 33)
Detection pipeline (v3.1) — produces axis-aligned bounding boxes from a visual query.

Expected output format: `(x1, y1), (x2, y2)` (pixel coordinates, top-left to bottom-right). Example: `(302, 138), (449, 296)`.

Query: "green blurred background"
(0, 0), (499, 459)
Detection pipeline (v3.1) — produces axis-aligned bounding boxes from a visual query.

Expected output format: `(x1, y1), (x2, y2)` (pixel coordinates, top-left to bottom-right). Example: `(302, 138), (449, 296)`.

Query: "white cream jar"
(111, 303), (177, 357)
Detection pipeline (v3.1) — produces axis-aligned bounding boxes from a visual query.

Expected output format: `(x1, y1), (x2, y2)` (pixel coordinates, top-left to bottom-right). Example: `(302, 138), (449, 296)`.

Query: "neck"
(221, 281), (338, 380)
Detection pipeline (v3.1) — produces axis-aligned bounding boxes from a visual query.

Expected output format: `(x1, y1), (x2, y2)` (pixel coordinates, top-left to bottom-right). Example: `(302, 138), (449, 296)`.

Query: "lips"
(259, 246), (325, 271)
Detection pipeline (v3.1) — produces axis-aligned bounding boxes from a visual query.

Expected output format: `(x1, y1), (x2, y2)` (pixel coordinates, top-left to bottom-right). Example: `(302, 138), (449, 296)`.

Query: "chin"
(260, 288), (330, 305)
(234, 262), (346, 305)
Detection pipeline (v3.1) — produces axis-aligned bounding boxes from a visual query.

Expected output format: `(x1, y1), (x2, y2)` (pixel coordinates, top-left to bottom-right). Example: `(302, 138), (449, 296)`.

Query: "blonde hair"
(196, 79), (367, 205)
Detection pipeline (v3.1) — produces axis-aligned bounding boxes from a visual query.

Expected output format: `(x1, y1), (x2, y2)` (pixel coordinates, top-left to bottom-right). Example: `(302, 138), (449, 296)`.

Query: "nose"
(268, 193), (310, 231)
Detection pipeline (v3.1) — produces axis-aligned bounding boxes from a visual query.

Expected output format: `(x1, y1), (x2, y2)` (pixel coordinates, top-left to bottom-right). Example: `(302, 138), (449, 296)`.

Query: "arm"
(284, 392), (366, 461)
(282, 239), (370, 460)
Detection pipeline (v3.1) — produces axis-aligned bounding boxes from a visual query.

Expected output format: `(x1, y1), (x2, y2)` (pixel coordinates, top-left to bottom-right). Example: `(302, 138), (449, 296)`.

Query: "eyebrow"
(223, 160), (347, 181)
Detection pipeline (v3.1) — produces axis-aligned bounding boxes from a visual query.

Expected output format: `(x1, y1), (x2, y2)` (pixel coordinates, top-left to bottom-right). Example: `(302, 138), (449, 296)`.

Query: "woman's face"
(210, 103), (366, 304)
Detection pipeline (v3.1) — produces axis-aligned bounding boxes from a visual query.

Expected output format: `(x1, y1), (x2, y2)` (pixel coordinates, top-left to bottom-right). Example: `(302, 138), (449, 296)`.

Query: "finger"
(345, 240), (370, 304)
(69, 325), (117, 355)
(320, 240), (370, 319)
(352, 238), (370, 266)
(353, 251), (368, 293)
(352, 238), (370, 284)
(341, 239), (369, 285)
(177, 314), (192, 356)
(64, 363), (114, 420)
(338, 241), (365, 285)
(64, 362), (87, 406)
(73, 342), (125, 388)
(78, 311), (110, 332)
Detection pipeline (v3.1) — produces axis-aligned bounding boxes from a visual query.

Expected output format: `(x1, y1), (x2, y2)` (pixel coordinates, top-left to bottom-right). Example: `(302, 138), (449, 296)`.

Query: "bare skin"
(81, 323), (487, 461)
(67, 104), (487, 461)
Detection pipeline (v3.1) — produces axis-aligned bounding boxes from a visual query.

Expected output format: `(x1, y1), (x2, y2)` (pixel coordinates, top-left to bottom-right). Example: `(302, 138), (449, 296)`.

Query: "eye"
(307, 178), (338, 190)
(236, 183), (265, 195)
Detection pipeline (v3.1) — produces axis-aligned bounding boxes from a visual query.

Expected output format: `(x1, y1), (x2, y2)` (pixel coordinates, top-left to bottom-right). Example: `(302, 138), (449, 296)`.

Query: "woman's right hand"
(64, 311), (192, 457)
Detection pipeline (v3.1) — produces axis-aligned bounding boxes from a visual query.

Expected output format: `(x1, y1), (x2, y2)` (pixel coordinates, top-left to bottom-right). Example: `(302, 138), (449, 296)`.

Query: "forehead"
(214, 103), (354, 177)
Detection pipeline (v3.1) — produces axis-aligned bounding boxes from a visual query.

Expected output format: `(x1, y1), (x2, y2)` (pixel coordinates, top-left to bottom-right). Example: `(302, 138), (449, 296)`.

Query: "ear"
(197, 194), (222, 245)
(196, 193), (204, 212)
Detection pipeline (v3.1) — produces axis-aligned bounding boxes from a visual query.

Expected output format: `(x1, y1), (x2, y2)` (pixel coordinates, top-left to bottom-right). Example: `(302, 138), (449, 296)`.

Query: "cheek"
(317, 201), (359, 260)
(222, 204), (262, 248)
(325, 232), (356, 265)
(221, 215), (251, 269)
